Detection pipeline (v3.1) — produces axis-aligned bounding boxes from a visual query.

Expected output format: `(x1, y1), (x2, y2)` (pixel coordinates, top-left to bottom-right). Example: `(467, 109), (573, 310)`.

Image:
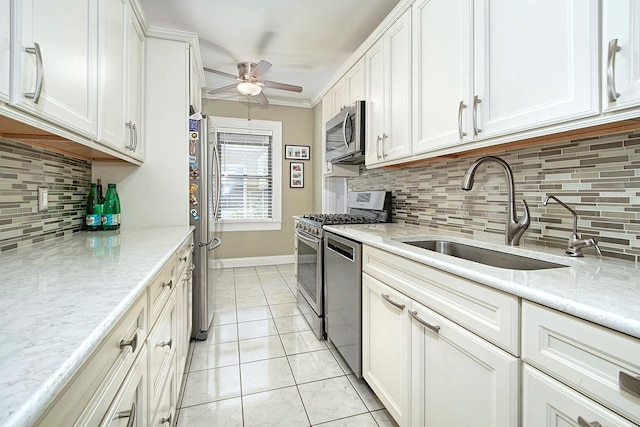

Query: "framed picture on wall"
(285, 145), (310, 160)
(290, 162), (304, 188)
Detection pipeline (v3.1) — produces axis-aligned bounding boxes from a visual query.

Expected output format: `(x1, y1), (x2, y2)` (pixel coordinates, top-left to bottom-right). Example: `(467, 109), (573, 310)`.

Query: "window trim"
(209, 117), (282, 232)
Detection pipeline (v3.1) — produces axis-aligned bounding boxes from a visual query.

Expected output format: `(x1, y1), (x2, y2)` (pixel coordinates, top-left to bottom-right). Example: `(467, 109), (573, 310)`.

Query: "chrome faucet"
(461, 156), (530, 246)
(542, 195), (602, 257)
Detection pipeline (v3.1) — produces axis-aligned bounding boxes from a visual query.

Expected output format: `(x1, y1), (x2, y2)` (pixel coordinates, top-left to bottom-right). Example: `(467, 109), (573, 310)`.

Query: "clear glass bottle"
(102, 183), (121, 230)
(85, 183), (102, 231)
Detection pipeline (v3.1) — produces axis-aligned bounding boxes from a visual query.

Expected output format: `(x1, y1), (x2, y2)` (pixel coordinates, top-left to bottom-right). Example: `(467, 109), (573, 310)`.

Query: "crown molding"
(310, 0), (414, 107)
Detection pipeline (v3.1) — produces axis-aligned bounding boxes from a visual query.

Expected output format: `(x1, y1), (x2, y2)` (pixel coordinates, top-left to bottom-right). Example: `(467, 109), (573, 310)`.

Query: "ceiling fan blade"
(250, 60), (272, 78)
(206, 84), (237, 95)
(255, 91), (269, 106)
(203, 67), (238, 80)
(262, 80), (303, 93)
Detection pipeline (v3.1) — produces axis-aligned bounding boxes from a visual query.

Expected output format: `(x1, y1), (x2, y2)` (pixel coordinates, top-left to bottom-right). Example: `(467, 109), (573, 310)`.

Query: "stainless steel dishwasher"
(324, 230), (362, 377)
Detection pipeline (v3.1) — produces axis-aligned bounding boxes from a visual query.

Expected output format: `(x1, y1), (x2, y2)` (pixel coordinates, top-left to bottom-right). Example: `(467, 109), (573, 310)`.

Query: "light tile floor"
(176, 264), (398, 427)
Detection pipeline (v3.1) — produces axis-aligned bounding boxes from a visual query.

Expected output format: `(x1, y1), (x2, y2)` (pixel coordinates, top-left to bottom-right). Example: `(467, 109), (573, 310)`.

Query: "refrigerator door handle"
(210, 236), (222, 251)
(211, 133), (222, 222)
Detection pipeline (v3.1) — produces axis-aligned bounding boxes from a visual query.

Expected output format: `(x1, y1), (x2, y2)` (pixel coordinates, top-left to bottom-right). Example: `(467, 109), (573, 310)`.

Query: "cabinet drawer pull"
(473, 95), (482, 135)
(160, 413), (172, 425)
(619, 371), (640, 397)
(577, 416), (602, 427)
(381, 293), (405, 310)
(115, 401), (136, 427)
(409, 310), (441, 334)
(162, 279), (173, 289)
(160, 339), (173, 350)
(457, 100), (467, 139)
(607, 38), (621, 102)
(180, 255), (188, 262)
(24, 42), (44, 104)
(119, 332), (138, 353)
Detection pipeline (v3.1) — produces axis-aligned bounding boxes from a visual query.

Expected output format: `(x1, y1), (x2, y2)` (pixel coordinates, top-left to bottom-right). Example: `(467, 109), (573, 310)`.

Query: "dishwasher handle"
(326, 237), (356, 262)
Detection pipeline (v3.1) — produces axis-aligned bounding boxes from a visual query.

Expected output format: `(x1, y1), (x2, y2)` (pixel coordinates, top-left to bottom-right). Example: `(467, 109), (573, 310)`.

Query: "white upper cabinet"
(0, 0), (9, 102)
(345, 56), (366, 105)
(331, 76), (346, 116)
(602, 0), (640, 113)
(126, 7), (145, 159)
(412, 0), (472, 155)
(365, 8), (412, 167)
(99, 0), (144, 161)
(473, 0), (599, 139)
(12, 0), (98, 138)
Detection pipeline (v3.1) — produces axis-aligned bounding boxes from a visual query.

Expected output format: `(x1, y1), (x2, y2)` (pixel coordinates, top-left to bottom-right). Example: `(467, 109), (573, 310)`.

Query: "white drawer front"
(523, 364), (638, 427)
(175, 234), (194, 279)
(363, 245), (520, 355)
(148, 254), (177, 329)
(522, 301), (640, 424)
(148, 291), (177, 408)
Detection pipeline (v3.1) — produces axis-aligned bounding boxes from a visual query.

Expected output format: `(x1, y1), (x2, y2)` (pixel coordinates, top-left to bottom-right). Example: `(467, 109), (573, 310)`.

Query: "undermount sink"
(399, 239), (568, 270)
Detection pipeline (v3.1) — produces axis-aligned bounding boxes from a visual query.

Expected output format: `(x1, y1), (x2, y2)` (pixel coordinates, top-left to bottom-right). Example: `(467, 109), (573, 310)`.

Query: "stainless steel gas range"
(294, 191), (392, 343)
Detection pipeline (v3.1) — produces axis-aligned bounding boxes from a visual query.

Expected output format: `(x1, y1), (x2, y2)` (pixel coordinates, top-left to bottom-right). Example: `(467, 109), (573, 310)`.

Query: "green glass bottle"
(102, 183), (121, 230)
(85, 183), (102, 231)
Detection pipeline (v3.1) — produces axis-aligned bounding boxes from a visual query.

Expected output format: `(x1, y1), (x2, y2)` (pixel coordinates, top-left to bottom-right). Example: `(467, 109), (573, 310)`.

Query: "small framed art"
(290, 162), (304, 188)
(285, 145), (310, 160)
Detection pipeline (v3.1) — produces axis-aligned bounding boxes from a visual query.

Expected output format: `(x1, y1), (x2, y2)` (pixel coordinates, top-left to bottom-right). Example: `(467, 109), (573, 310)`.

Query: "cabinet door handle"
(160, 339), (173, 350)
(458, 101), (467, 139)
(115, 401), (136, 427)
(132, 123), (138, 152)
(125, 121), (135, 150)
(473, 95), (482, 136)
(409, 310), (441, 334)
(381, 293), (405, 310)
(119, 332), (138, 353)
(376, 135), (382, 160)
(577, 416), (602, 427)
(607, 38), (621, 102)
(619, 371), (640, 397)
(162, 279), (173, 290)
(24, 42), (44, 104)
(382, 133), (388, 158)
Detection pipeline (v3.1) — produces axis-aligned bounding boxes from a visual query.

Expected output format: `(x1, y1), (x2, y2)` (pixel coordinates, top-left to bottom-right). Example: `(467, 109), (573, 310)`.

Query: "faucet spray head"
(461, 172), (474, 191)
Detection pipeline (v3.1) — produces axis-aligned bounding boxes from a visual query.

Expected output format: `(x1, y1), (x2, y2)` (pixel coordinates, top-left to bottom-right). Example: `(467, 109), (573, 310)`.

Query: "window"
(209, 117), (282, 231)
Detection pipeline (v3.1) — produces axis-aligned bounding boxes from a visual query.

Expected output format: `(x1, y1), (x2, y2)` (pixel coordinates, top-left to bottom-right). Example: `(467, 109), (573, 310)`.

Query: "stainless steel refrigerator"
(189, 112), (222, 340)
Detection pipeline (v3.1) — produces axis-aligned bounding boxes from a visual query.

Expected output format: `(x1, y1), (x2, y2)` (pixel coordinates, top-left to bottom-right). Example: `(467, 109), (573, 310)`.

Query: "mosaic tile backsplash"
(0, 139), (91, 252)
(349, 131), (640, 262)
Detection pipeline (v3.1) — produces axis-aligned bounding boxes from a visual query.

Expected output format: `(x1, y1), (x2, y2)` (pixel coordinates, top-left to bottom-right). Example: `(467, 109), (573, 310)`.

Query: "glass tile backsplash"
(0, 139), (91, 252)
(349, 131), (640, 262)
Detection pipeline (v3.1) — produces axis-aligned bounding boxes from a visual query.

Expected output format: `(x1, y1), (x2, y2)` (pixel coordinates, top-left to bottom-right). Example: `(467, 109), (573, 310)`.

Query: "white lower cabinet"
(362, 273), (411, 425)
(362, 244), (519, 427)
(523, 364), (637, 427)
(34, 233), (193, 427)
(522, 301), (640, 425)
(99, 345), (148, 427)
(410, 299), (519, 427)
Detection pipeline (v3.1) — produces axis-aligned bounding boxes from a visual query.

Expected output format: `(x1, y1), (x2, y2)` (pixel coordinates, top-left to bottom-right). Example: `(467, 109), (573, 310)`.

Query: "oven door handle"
(295, 229), (321, 247)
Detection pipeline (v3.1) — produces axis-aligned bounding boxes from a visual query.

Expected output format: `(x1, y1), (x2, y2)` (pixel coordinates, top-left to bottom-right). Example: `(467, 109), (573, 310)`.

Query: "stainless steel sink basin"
(400, 239), (567, 270)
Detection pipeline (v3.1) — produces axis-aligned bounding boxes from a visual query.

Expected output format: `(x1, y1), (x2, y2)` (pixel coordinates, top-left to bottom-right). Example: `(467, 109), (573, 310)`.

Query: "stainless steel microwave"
(325, 100), (365, 164)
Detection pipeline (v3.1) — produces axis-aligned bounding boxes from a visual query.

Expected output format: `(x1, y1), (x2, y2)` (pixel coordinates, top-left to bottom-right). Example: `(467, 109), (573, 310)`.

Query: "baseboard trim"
(210, 254), (295, 269)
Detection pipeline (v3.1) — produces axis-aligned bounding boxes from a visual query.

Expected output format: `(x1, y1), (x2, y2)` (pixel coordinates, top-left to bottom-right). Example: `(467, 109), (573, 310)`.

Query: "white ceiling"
(138, 0), (400, 107)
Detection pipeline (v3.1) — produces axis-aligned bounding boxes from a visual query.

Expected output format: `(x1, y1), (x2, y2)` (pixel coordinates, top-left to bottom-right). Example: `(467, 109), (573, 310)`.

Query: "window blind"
(216, 129), (274, 220)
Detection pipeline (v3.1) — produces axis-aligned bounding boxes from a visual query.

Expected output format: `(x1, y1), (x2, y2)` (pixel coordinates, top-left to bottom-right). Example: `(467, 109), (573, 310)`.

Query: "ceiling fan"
(204, 60), (303, 105)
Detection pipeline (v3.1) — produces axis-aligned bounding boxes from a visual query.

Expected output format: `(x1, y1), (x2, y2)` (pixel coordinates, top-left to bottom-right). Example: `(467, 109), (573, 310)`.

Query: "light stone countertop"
(324, 223), (640, 340)
(0, 226), (194, 427)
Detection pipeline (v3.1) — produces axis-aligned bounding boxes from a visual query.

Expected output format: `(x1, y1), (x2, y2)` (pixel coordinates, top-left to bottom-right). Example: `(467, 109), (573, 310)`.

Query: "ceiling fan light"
(237, 82), (262, 96)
